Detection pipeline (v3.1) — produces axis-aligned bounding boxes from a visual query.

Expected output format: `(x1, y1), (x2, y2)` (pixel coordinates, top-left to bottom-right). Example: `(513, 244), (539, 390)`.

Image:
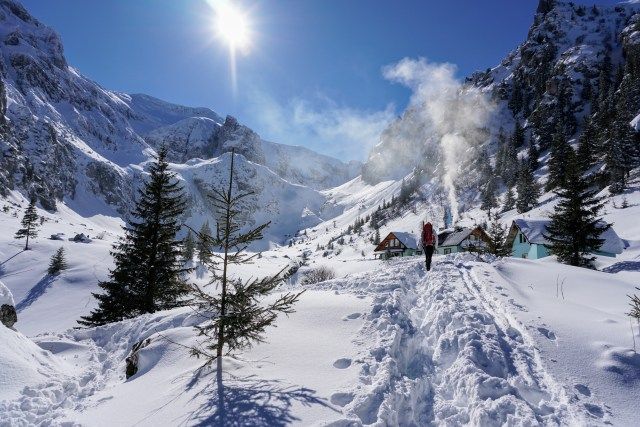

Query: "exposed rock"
(0, 280), (16, 328)
(125, 338), (152, 379)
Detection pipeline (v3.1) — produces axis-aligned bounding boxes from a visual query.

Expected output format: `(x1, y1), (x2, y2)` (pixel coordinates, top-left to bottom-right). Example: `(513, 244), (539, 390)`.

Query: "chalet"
(436, 226), (490, 255)
(374, 231), (421, 260)
(507, 218), (624, 260)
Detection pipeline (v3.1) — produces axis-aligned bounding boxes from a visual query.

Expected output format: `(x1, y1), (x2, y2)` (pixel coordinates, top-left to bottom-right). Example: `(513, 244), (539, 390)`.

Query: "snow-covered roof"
(513, 219), (624, 254)
(390, 232), (419, 250)
(439, 228), (473, 247)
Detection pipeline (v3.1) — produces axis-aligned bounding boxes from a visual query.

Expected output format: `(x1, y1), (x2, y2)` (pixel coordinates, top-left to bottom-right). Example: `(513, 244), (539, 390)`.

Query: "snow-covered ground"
(2, 177), (640, 425)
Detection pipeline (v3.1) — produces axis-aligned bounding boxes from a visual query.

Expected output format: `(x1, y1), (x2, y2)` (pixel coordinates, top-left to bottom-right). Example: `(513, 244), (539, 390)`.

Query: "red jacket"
(422, 222), (436, 246)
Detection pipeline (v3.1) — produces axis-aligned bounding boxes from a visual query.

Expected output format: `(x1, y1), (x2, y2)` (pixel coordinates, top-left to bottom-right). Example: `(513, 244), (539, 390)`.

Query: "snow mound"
(0, 280), (14, 307)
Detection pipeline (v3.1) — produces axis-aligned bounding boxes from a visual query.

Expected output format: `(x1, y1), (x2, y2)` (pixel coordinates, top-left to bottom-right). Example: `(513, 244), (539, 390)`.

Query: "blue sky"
(20, 0), (623, 160)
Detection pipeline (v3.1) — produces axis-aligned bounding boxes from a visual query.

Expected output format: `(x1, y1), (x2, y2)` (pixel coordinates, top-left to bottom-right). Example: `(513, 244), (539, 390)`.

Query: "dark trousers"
(424, 245), (434, 271)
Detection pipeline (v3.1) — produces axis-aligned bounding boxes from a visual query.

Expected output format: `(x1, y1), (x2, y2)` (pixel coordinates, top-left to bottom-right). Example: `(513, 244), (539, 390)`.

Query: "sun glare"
(215, 3), (251, 51)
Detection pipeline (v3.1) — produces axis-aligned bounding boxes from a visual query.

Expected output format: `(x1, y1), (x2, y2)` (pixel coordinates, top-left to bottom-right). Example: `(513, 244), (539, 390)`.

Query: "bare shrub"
(300, 266), (336, 285)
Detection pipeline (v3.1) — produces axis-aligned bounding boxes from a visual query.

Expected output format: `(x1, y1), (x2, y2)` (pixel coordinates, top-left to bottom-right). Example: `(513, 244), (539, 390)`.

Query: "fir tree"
(527, 142), (539, 171)
(576, 118), (597, 173)
(545, 124), (572, 191)
(47, 247), (68, 275)
(187, 151), (302, 423)
(481, 177), (498, 210)
(628, 288), (640, 323)
(503, 186), (516, 212)
(183, 229), (195, 262)
(544, 151), (610, 268)
(512, 122), (526, 148)
(78, 147), (189, 327)
(516, 161), (539, 213)
(374, 228), (381, 245)
(486, 216), (511, 257)
(15, 198), (39, 250)
(197, 221), (213, 264)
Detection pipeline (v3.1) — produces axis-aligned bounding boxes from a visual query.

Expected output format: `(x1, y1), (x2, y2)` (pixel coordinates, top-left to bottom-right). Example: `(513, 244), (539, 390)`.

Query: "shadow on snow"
(182, 369), (335, 426)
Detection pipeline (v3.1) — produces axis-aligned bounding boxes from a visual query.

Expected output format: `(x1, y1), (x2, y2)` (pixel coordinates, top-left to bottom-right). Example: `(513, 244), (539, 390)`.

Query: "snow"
(0, 280), (14, 307)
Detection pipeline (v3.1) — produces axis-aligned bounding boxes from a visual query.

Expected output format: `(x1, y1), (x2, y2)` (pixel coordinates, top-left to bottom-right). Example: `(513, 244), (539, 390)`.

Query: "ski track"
(322, 254), (592, 426)
(1, 254), (599, 426)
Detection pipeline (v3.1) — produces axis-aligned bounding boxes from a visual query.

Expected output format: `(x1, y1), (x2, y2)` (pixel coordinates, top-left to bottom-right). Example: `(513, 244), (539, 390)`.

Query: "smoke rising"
(382, 57), (494, 224)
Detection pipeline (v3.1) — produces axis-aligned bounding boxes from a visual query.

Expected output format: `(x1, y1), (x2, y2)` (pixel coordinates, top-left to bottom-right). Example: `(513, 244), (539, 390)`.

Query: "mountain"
(362, 0), (640, 211)
(0, 0), (359, 242)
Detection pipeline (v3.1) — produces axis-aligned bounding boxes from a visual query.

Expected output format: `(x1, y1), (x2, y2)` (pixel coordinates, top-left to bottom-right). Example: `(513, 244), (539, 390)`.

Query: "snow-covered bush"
(300, 266), (336, 285)
(0, 280), (17, 328)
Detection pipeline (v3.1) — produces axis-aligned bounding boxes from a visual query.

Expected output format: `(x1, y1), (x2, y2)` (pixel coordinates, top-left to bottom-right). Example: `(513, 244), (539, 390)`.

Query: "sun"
(215, 3), (251, 51)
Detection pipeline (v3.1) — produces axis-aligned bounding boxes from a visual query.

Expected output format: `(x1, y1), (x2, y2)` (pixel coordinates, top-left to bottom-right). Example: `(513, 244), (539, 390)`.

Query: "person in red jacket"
(422, 222), (436, 271)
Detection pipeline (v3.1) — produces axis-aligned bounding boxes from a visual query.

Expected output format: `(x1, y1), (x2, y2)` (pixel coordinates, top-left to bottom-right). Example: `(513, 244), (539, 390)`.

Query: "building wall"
(512, 230), (532, 258)
(437, 245), (459, 255)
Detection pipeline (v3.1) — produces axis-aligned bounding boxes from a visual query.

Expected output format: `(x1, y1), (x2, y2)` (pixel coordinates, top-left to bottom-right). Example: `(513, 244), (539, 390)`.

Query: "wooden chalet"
(374, 231), (421, 260)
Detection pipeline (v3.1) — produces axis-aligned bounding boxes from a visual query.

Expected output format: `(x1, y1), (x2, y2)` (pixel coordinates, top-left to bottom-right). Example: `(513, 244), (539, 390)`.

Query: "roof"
(374, 231), (419, 252)
(439, 228), (473, 247)
(390, 232), (419, 250)
(512, 218), (624, 255)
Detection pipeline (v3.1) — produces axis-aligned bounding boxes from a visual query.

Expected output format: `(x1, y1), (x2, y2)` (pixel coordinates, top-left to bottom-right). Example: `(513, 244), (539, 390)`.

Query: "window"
(519, 233), (526, 244)
(444, 248), (452, 254)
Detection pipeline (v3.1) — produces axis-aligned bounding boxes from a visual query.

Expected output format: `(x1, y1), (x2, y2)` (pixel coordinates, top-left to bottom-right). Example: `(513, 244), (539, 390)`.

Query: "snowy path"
(1, 254), (609, 425)
(319, 254), (591, 425)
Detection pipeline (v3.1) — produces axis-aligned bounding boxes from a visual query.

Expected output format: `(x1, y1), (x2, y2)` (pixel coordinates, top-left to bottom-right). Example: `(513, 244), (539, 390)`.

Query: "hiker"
(422, 221), (436, 271)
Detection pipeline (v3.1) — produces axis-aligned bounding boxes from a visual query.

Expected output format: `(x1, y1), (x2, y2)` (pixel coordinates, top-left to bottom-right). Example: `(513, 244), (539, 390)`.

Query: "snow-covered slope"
(0, 0), (359, 243)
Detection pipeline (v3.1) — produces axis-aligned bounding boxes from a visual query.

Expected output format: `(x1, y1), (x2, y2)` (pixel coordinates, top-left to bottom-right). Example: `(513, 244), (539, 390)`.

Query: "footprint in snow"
(584, 403), (604, 418)
(574, 384), (591, 397)
(330, 392), (354, 407)
(537, 327), (556, 340)
(343, 313), (361, 321)
(333, 358), (352, 369)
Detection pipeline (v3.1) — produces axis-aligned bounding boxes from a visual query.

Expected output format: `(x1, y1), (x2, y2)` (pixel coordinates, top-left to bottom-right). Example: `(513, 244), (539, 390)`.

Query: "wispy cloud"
(246, 90), (396, 161)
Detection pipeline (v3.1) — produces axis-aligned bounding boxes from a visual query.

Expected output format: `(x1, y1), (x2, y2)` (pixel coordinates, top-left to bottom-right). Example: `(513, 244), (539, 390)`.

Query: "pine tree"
(512, 122), (526, 148)
(78, 147), (189, 327)
(15, 198), (39, 250)
(544, 151), (610, 268)
(196, 222), (212, 264)
(576, 118), (597, 173)
(545, 123), (572, 191)
(527, 142), (539, 171)
(516, 160), (539, 213)
(47, 247), (68, 275)
(486, 215), (511, 257)
(183, 230), (195, 262)
(628, 288), (640, 323)
(374, 228), (381, 245)
(481, 177), (498, 210)
(503, 186), (516, 212)
(187, 151), (302, 422)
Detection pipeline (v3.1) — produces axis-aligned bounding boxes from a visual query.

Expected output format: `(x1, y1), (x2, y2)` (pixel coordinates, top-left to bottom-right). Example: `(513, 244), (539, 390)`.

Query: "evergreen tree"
(503, 186), (516, 212)
(374, 228), (381, 245)
(47, 247), (68, 275)
(486, 215), (511, 257)
(196, 221), (213, 264)
(512, 122), (526, 148)
(527, 142), (539, 171)
(544, 151), (610, 268)
(15, 198), (39, 250)
(78, 147), (189, 327)
(576, 118), (597, 173)
(183, 230), (195, 262)
(481, 177), (498, 210)
(516, 160), (540, 213)
(545, 123), (572, 191)
(628, 288), (640, 324)
(187, 151), (302, 422)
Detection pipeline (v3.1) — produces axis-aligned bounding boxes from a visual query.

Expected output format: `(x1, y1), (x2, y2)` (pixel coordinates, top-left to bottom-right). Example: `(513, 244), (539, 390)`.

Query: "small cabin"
(506, 218), (624, 260)
(374, 231), (421, 260)
(436, 226), (490, 255)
